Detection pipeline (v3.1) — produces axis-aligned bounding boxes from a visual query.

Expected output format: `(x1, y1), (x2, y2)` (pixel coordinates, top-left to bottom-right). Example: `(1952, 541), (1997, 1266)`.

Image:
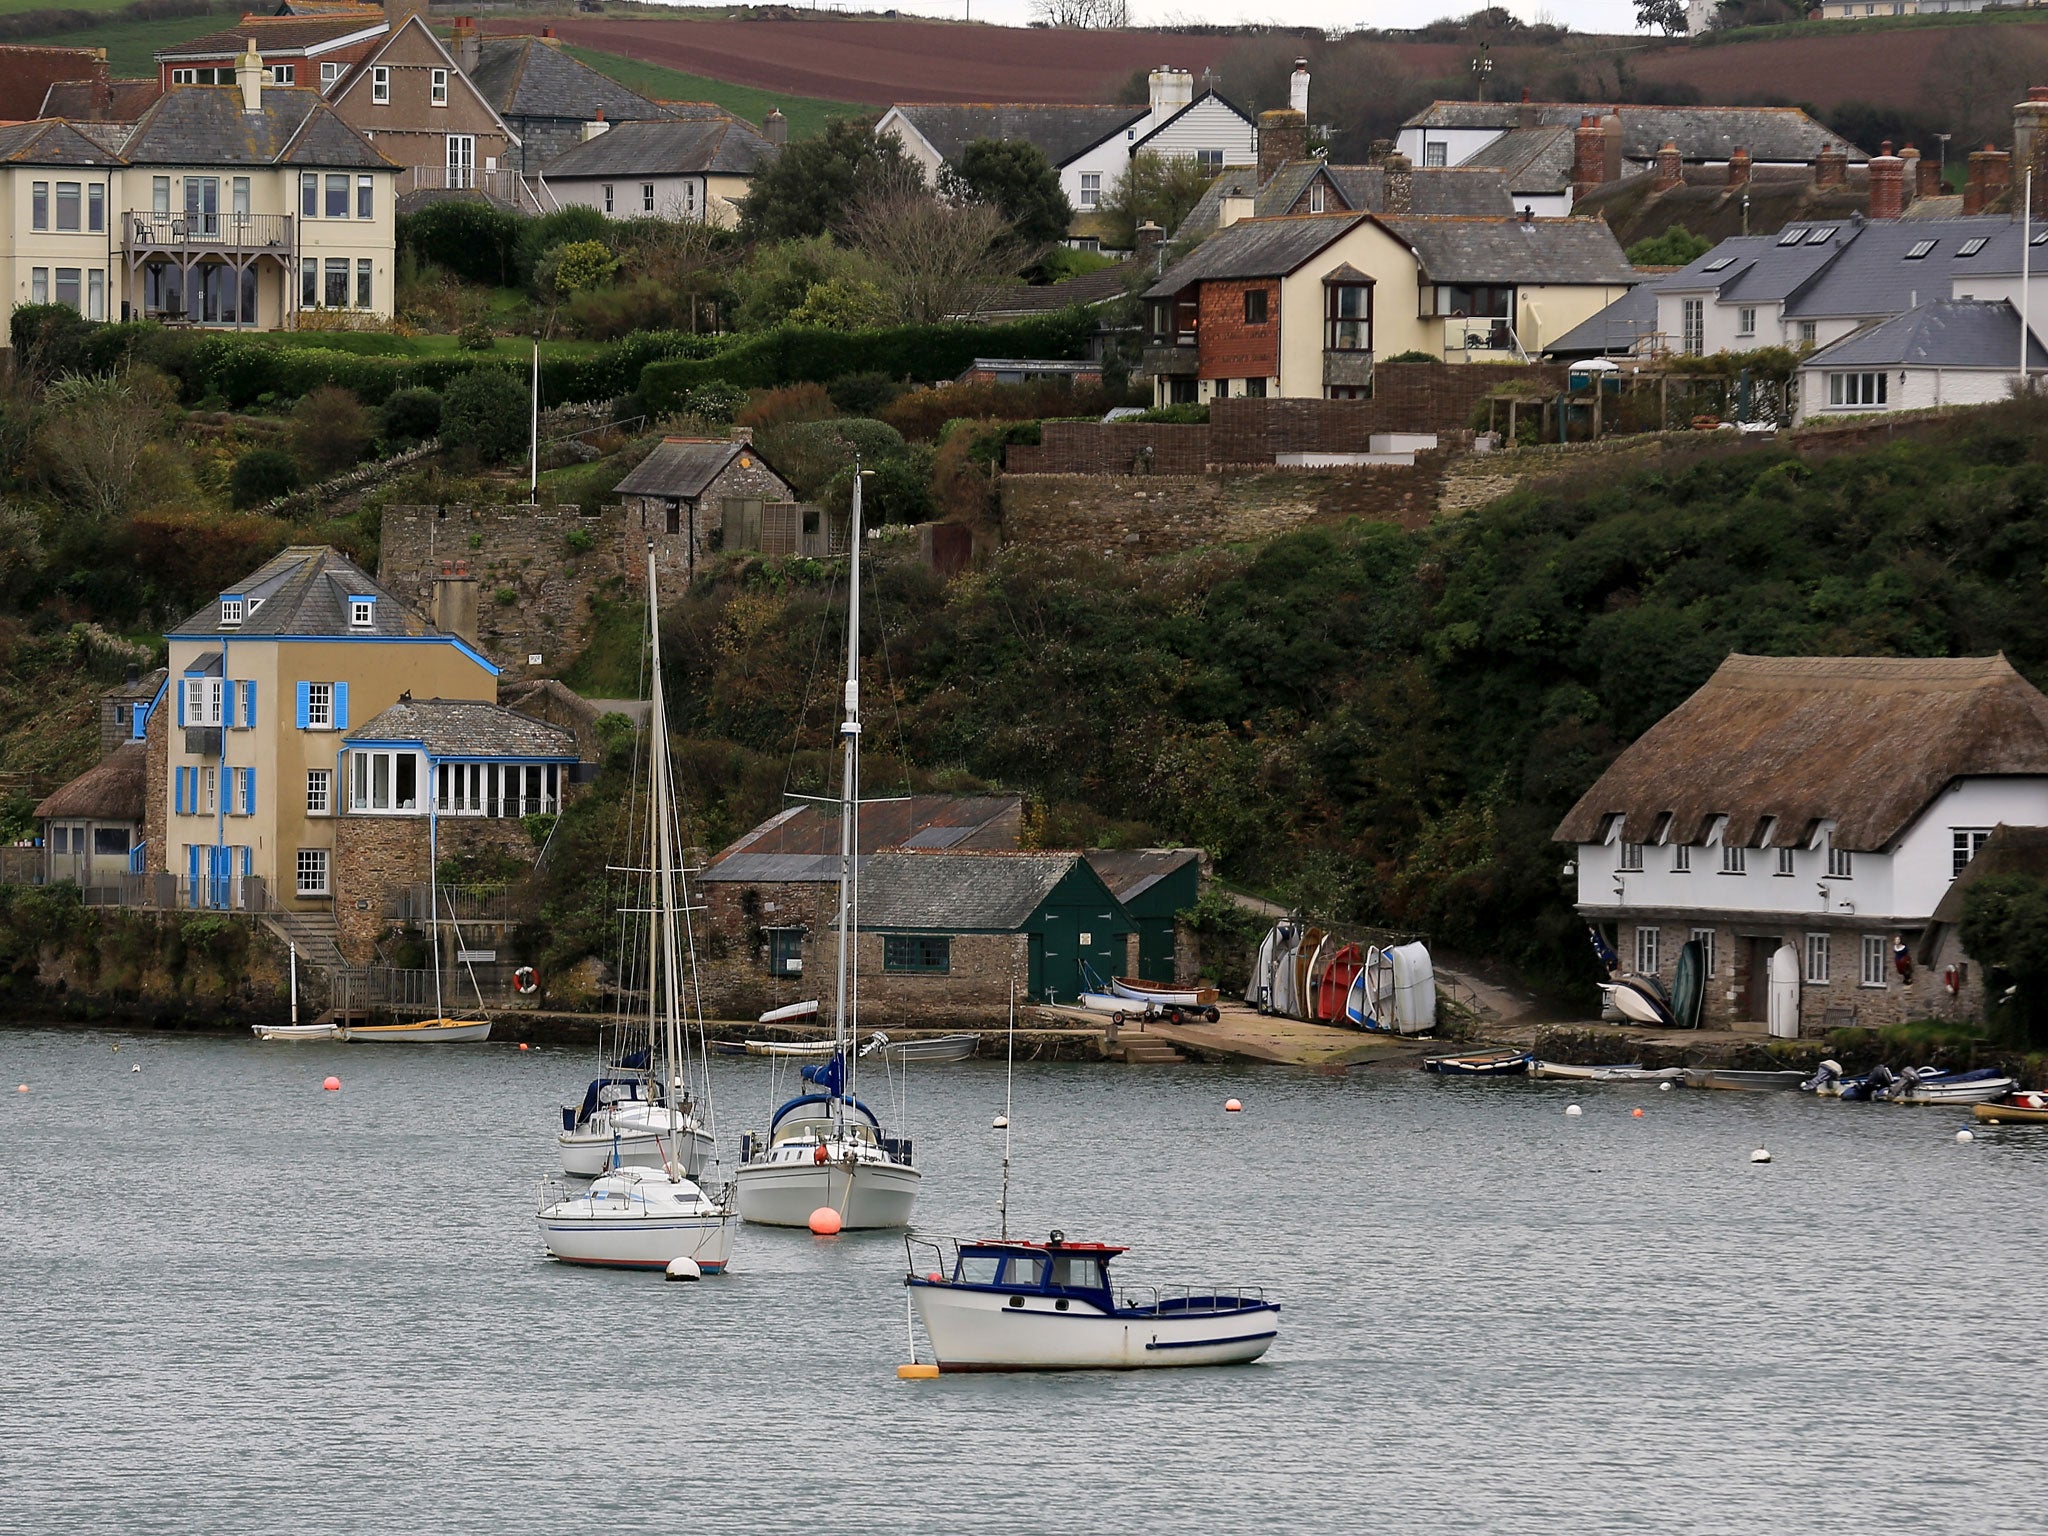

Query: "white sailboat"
(733, 470), (922, 1231)
(537, 545), (735, 1271)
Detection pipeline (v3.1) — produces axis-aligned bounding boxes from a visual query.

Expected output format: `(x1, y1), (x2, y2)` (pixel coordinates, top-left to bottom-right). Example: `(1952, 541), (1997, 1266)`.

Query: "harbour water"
(4, 1025), (2044, 1534)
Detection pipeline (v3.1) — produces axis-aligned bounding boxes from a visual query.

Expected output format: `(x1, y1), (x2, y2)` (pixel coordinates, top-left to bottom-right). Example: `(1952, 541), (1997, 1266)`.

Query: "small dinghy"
(1107, 977), (1218, 1010)
(1422, 1049), (1532, 1076)
(905, 1233), (1278, 1372)
(861, 1032), (979, 1063)
(1531, 1060), (1685, 1082)
(758, 1000), (820, 1025)
(252, 1021), (339, 1041)
(1874, 1066), (2016, 1105)
(1597, 976), (1678, 1028)
(1972, 1091), (2048, 1124)
(337, 1017), (490, 1043)
(1681, 1068), (1807, 1091)
(744, 1038), (839, 1057)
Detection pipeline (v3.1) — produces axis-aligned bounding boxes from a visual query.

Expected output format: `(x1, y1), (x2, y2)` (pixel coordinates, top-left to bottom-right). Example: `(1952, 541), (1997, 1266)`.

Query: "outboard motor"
(1800, 1059), (1843, 1095)
(1872, 1065), (1918, 1103)
(1841, 1063), (1894, 1102)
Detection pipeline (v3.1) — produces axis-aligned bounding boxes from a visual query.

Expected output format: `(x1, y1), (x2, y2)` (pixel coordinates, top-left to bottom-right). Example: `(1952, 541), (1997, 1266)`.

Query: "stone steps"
(1120, 1035), (1185, 1065)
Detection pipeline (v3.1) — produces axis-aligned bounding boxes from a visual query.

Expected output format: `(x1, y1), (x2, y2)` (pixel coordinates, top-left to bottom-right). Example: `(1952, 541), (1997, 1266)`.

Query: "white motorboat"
(1530, 1060), (1687, 1082)
(540, 544), (733, 1261)
(535, 1165), (735, 1271)
(905, 1235), (1278, 1372)
(1876, 1067), (2016, 1105)
(863, 1032), (979, 1063)
(734, 471), (920, 1231)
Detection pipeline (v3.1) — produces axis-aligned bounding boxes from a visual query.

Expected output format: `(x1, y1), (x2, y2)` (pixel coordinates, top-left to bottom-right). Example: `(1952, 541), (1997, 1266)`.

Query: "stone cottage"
(612, 431), (798, 583)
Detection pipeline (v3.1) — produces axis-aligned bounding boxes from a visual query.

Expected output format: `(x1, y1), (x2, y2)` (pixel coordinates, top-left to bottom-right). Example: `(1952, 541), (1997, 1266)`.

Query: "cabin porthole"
(1007, 1296), (1024, 1308)
(1055, 1298), (1070, 1311)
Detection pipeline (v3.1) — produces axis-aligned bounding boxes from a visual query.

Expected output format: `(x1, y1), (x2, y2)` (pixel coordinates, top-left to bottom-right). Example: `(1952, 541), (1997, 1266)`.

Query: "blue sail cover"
(800, 1052), (846, 1097)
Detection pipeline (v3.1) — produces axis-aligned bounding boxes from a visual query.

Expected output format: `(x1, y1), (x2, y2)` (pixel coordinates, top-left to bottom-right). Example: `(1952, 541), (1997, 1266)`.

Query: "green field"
(563, 46), (859, 138)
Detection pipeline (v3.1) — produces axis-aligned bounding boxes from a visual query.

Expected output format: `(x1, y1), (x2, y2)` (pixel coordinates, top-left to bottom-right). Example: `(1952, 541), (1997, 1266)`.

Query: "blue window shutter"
(296, 681), (310, 729)
(176, 680), (187, 728)
(174, 767), (186, 816)
(246, 769), (256, 818)
(187, 843), (199, 893)
(334, 681), (349, 731)
(241, 846), (251, 879)
(241, 680), (256, 729)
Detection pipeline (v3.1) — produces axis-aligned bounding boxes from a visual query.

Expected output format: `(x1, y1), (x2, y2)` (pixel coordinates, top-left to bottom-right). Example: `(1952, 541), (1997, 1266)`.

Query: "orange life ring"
(513, 966), (539, 995)
(1943, 965), (1960, 996)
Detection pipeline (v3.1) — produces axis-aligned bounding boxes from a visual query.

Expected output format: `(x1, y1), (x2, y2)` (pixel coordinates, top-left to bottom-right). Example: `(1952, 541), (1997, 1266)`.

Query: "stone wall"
(620, 452), (799, 590)
(143, 701), (168, 876)
(1000, 456), (1456, 559)
(377, 503), (627, 674)
(331, 814), (539, 964)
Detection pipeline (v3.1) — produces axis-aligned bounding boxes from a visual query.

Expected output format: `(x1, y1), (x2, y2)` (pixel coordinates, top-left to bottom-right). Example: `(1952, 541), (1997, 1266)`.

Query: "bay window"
(1325, 279), (1371, 351)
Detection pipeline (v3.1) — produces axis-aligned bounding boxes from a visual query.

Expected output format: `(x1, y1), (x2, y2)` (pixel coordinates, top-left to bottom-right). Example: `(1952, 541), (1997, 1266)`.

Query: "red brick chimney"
(1571, 113), (1605, 204)
(1727, 147), (1750, 187)
(1258, 108), (1307, 182)
(1918, 152), (1943, 199)
(1813, 141), (1847, 188)
(1652, 140), (1682, 192)
(1867, 141), (1904, 219)
(1964, 143), (2011, 215)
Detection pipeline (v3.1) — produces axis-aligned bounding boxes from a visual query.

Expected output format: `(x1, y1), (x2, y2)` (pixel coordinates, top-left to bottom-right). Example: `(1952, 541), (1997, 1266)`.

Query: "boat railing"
(1116, 1283), (1268, 1315)
(905, 1234), (958, 1277)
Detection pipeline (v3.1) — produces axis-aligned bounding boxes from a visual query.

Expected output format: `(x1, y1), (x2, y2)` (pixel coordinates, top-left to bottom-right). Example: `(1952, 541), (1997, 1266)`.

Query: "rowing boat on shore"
(1423, 1049), (1531, 1076)
(1531, 1061), (1686, 1082)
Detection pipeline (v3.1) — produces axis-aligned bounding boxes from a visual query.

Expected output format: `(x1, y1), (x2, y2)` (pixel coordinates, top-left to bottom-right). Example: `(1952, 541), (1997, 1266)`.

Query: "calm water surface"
(3, 1026), (2043, 1534)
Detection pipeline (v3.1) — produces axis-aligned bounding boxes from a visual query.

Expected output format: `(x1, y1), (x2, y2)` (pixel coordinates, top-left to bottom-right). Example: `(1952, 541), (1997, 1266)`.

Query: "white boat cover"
(1245, 927), (1280, 1006)
(1269, 928), (1304, 1018)
(1387, 942), (1436, 1034)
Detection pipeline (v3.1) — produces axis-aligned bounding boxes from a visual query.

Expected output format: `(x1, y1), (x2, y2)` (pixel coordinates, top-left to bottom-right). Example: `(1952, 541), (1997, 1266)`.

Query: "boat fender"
(513, 966), (540, 995)
(812, 1144), (829, 1164)
(1943, 965), (1960, 996)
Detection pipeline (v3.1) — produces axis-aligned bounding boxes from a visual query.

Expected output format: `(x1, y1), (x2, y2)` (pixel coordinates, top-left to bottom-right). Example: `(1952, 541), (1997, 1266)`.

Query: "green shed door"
(1138, 920), (1176, 984)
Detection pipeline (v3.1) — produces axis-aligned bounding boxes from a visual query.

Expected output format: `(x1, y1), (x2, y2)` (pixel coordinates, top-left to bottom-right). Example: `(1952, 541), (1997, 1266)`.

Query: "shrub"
(537, 239), (620, 297)
(737, 382), (838, 433)
(675, 381), (749, 427)
(880, 378), (1115, 442)
(822, 444), (935, 525)
(289, 384), (376, 477)
(1627, 228), (1713, 268)
(10, 303), (98, 385)
(1380, 350), (1441, 365)
(827, 371), (905, 416)
(754, 417), (908, 498)
(381, 386), (443, 445)
(456, 321), (495, 352)
(442, 369), (531, 465)
(518, 206), (610, 287)
(565, 526), (596, 554)
(228, 448), (302, 509)
(398, 201), (527, 287)
(494, 586), (519, 606)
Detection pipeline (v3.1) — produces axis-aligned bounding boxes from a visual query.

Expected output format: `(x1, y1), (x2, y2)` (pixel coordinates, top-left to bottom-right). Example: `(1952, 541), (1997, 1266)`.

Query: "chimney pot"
(1727, 147), (1750, 188)
(1652, 139), (1682, 193)
(1813, 141), (1848, 188)
(765, 107), (786, 147)
(1288, 58), (1310, 116)
(2032, 85), (2048, 102)
(1867, 143), (1905, 219)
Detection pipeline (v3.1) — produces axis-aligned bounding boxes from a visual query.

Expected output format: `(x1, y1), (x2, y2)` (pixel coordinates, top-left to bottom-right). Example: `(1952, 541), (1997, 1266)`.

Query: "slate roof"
(1457, 124), (1577, 192)
(1404, 101), (1867, 163)
(1262, 162), (1517, 219)
(470, 36), (664, 122)
(890, 102), (1145, 169)
(976, 261), (1136, 318)
(38, 78), (163, 122)
(705, 795), (1022, 885)
(122, 85), (391, 169)
(34, 740), (147, 823)
(344, 698), (577, 758)
(1554, 654), (2048, 853)
(1083, 848), (1199, 904)
(1144, 212), (1364, 297)
(168, 546), (434, 639)
(613, 438), (788, 500)
(0, 120), (126, 167)
(158, 15), (386, 59)
(1803, 299), (2048, 371)
(1545, 283), (1661, 357)
(1381, 216), (1636, 286)
(540, 116), (777, 180)
(857, 851), (1095, 932)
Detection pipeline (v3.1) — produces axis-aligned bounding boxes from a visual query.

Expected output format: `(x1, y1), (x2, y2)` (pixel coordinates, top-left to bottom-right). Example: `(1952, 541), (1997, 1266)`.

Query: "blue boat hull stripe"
(1145, 1329), (1278, 1351)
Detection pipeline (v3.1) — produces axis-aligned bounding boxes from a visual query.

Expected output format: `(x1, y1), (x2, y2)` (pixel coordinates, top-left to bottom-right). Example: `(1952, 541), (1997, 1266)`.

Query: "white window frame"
(372, 66), (389, 104)
(322, 61), (343, 93)
(1777, 846), (1796, 877)
(1422, 141), (1448, 167)
(1079, 172), (1100, 209)
(349, 748), (424, 814)
(183, 676), (225, 727)
(1737, 306), (1755, 336)
(1721, 844), (1746, 874)
(430, 68), (449, 106)
(1635, 926), (1661, 977)
(305, 681), (333, 730)
(643, 183), (655, 213)
(1861, 933), (1888, 989)
(1827, 846), (1853, 879)
(270, 64), (295, 85)
(1953, 828), (1992, 878)
(1691, 927), (1716, 979)
(1618, 841), (1644, 872)
(349, 598), (375, 628)
(1828, 371), (1888, 408)
(200, 765), (217, 815)
(1308, 181), (1325, 214)
(1681, 298), (1703, 354)
(602, 183), (614, 214)
(296, 848), (330, 896)
(306, 768), (332, 817)
(1804, 932), (1830, 986)
(220, 597), (244, 627)
(1671, 844), (1690, 873)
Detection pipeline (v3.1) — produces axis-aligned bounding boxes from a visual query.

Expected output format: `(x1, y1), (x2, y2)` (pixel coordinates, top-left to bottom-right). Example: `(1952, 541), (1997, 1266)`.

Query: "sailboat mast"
(646, 543), (686, 1160)
(833, 470), (864, 1109)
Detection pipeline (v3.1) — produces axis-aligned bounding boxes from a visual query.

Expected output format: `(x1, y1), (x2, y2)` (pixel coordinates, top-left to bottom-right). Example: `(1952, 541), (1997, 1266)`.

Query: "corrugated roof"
(470, 36), (663, 122)
(1554, 654), (2048, 854)
(1382, 215), (1635, 286)
(1404, 101), (1867, 162)
(344, 698), (577, 758)
(858, 850), (1090, 931)
(1804, 298), (2048, 371)
(1083, 847), (1199, 903)
(613, 438), (790, 500)
(890, 102), (1145, 170)
(123, 84), (390, 168)
(1145, 212), (1364, 297)
(34, 740), (147, 822)
(709, 794), (1023, 871)
(168, 546), (433, 639)
(540, 116), (777, 179)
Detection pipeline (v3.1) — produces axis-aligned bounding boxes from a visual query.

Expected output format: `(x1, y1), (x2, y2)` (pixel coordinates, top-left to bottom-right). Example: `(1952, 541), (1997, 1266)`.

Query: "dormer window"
(220, 596), (245, 627)
(349, 597), (375, 628)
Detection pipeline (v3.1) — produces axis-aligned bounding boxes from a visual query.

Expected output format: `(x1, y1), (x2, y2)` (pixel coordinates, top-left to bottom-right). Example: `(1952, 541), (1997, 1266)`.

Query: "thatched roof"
(34, 740), (147, 822)
(1554, 654), (2048, 853)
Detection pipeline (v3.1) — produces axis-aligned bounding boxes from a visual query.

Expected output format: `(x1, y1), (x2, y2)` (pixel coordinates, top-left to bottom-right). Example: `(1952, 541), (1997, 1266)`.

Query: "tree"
(1031, 0), (1129, 23)
(1961, 873), (2048, 1045)
(535, 239), (620, 298)
(382, 387), (444, 446)
(1626, 227), (1713, 267)
(1095, 152), (1219, 250)
(229, 448), (302, 510)
(730, 235), (886, 330)
(1635, 0), (1686, 34)
(950, 138), (1074, 248)
(845, 190), (1024, 325)
(289, 384), (376, 478)
(440, 368), (529, 467)
(737, 116), (923, 244)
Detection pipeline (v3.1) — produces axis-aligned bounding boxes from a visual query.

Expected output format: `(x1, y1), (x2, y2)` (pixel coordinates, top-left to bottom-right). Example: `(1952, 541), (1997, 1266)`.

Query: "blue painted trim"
(256, 634), (502, 677)
(1144, 1328), (1278, 1351)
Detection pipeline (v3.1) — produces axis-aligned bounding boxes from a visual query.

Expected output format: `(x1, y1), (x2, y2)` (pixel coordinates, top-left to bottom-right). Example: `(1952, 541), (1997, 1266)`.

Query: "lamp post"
(1470, 46), (1493, 103)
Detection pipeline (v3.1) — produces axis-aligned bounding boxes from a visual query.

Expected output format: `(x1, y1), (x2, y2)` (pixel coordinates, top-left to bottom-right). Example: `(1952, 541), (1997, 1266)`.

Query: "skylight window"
(1778, 228), (1807, 246)
(1703, 256), (1735, 271)
(1806, 227), (1834, 245)
(1958, 237), (1987, 257)
(1904, 241), (1936, 260)
(2032, 230), (2048, 246)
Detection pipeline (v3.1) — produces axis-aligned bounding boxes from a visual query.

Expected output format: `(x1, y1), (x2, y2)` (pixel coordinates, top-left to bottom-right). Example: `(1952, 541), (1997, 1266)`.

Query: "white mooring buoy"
(1659, 1081), (1674, 1092)
(665, 1257), (702, 1282)
(1750, 1148), (1771, 1164)
(1956, 1129), (1975, 1144)
(1564, 1104), (1583, 1117)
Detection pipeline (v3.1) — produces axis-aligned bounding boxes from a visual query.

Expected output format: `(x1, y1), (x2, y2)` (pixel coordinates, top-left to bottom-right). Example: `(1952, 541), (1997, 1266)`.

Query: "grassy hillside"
(563, 45), (858, 137)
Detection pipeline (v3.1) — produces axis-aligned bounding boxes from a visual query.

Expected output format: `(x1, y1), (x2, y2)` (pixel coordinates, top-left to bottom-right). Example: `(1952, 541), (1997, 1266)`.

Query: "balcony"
(126, 211), (293, 254)
(1323, 348), (1374, 389)
(1141, 341), (1200, 378)
(1440, 317), (1528, 363)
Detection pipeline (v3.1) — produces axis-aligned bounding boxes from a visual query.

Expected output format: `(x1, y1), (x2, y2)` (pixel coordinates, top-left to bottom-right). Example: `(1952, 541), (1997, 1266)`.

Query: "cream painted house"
(538, 115), (778, 227)
(1142, 209), (1635, 403)
(0, 45), (397, 337)
(157, 546), (498, 912)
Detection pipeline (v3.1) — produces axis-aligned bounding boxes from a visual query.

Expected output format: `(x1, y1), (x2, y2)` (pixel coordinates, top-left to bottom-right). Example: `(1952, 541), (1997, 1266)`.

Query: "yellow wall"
(163, 634), (493, 908)
(1275, 221), (1425, 397)
(1516, 283), (1635, 354)
(706, 173), (753, 229)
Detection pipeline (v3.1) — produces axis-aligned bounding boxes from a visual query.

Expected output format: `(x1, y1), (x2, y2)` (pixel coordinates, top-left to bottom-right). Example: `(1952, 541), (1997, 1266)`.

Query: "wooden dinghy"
(1681, 1068), (1806, 1091)
(337, 1017), (491, 1043)
(1422, 1049), (1532, 1076)
(1531, 1061), (1685, 1082)
(1972, 1093), (2048, 1124)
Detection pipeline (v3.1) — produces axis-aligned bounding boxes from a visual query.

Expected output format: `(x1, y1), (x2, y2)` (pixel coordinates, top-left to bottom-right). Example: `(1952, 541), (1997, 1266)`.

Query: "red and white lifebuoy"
(513, 966), (539, 995)
(1943, 965), (1960, 997)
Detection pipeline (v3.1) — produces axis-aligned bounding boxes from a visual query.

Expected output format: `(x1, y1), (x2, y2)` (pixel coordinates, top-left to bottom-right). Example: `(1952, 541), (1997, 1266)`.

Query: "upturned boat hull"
(909, 1284), (1277, 1371)
(733, 1158), (921, 1229)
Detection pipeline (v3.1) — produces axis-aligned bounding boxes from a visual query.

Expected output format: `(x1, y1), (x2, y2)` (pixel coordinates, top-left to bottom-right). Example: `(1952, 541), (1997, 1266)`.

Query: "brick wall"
(378, 503), (626, 674)
(1197, 279), (1280, 382)
(143, 702), (168, 876)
